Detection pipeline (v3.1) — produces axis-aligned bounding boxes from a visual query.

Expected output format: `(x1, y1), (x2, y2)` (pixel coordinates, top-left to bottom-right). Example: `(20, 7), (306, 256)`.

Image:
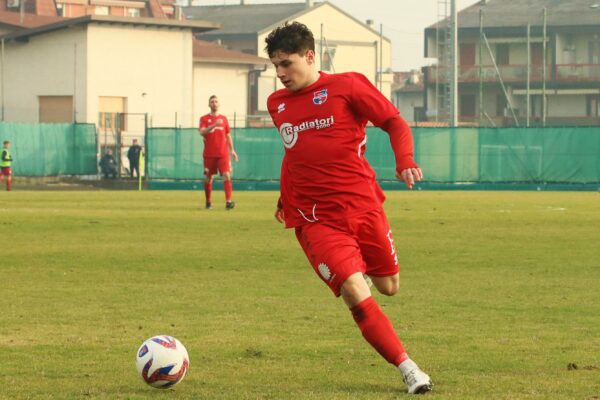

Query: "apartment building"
(424, 0), (600, 127)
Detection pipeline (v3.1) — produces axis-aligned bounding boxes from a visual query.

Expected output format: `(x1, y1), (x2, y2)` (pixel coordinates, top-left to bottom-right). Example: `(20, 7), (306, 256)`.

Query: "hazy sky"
(194, 0), (481, 71)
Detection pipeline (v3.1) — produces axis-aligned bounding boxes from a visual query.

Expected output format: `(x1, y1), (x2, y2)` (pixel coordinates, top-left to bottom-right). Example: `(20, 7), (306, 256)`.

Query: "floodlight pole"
(449, 0), (458, 127)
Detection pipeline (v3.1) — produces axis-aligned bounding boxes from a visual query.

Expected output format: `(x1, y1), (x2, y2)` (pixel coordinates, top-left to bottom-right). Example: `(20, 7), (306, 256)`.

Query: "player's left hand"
(396, 167), (423, 190)
(274, 207), (285, 224)
(231, 150), (239, 162)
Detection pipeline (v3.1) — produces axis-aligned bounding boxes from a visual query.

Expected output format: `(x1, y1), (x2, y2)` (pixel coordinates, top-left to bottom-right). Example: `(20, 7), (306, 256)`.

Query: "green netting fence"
(0, 122), (97, 176)
(3, 123), (598, 184)
(147, 127), (600, 184)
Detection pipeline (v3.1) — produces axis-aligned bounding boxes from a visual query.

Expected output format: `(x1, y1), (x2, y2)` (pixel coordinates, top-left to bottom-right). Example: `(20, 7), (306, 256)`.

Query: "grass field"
(1, 190), (599, 399)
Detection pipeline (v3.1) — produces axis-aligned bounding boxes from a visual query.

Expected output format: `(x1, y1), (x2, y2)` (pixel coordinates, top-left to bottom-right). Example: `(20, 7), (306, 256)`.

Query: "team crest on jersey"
(312, 89), (328, 105)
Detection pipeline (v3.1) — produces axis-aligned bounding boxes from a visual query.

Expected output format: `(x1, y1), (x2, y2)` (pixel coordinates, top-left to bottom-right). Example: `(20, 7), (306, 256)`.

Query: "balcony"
(425, 64), (600, 84)
(555, 64), (600, 81)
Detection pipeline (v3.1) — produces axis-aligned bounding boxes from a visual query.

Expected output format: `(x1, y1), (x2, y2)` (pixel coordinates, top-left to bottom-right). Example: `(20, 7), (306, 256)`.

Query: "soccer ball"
(135, 335), (190, 389)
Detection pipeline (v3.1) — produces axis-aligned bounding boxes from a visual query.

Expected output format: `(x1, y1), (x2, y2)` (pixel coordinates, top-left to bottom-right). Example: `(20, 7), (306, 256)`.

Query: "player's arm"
(199, 120), (222, 136)
(381, 116), (423, 190)
(226, 133), (238, 161)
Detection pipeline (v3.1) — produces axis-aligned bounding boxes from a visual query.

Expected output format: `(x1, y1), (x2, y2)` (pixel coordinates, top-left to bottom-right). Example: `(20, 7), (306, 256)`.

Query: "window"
(39, 96), (73, 123)
(496, 44), (509, 65)
(460, 94), (476, 118)
(586, 95), (599, 117)
(94, 6), (109, 15)
(496, 95), (508, 117)
(126, 8), (140, 17)
(98, 96), (126, 130)
(589, 40), (600, 64)
(460, 43), (475, 66)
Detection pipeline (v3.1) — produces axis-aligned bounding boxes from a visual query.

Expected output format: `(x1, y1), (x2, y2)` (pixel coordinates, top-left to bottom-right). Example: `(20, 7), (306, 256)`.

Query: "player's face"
(270, 50), (317, 92)
(209, 97), (219, 113)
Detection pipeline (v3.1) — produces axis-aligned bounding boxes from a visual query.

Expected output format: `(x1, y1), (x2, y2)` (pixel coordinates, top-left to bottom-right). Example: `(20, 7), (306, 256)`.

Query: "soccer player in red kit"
(199, 95), (238, 209)
(265, 22), (432, 394)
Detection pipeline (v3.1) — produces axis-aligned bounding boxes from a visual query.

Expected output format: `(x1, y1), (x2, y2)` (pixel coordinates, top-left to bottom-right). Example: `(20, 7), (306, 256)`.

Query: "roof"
(0, 15), (220, 41)
(185, 2), (309, 35)
(193, 39), (270, 65)
(428, 0), (600, 30)
(0, 10), (64, 30)
(184, 1), (389, 41)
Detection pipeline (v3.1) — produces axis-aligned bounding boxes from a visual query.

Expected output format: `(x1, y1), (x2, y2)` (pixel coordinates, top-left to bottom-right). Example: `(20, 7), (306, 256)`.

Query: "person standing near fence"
(127, 138), (142, 178)
(264, 22), (432, 394)
(199, 95), (238, 210)
(0, 140), (13, 191)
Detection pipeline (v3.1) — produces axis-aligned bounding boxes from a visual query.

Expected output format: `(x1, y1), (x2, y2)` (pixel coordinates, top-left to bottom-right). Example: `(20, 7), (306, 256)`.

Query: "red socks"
(204, 182), (212, 203)
(350, 296), (408, 366)
(224, 180), (232, 202)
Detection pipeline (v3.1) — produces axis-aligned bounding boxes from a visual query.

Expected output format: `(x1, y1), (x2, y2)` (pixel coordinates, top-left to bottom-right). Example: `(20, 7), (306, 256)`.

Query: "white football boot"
(399, 360), (433, 394)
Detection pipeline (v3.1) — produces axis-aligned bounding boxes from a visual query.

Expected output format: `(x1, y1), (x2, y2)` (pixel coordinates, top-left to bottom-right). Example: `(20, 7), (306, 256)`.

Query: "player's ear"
(305, 50), (316, 65)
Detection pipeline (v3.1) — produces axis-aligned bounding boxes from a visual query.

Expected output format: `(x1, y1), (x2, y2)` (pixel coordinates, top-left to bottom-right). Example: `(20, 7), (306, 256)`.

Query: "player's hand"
(396, 167), (423, 189)
(274, 208), (285, 224)
(231, 150), (239, 162)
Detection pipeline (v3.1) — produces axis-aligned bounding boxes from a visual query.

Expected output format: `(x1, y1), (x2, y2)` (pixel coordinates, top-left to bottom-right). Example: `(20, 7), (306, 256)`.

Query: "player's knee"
(372, 276), (399, 296)
(378, 283), (399, 296)
(223, 173), (231, 181)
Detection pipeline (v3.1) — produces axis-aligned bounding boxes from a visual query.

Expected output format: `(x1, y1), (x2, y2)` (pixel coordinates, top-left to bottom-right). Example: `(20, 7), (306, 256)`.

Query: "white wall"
(1, 27), (88, 122)
(193, 62), (249, 128)
(86, 24), (194, 128)
(395, 92), (424, 122)
(257, 2), (392, 99)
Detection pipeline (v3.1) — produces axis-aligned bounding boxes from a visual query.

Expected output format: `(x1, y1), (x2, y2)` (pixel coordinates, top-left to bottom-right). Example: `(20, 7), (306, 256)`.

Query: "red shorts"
(203, 157), (231, 176)
(294, 207), (399, 297)
(0, 167), (11, 178)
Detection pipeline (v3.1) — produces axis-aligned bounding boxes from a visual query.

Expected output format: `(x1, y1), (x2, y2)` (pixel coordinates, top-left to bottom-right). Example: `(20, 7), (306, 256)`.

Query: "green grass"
(0, 190), (599, 399)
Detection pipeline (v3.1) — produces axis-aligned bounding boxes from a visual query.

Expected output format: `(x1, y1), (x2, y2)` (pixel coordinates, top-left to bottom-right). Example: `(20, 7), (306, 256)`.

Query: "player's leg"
(6, 168), (11, 191)
(219, 158), (234, 210)
(356, 208), (433, 394)
(296, 222), (429, 393)
(203, 158), (216, 209)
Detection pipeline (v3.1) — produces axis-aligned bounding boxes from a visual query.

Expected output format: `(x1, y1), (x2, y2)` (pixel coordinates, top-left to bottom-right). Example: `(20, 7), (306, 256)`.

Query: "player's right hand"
(274, 208), (285, 224)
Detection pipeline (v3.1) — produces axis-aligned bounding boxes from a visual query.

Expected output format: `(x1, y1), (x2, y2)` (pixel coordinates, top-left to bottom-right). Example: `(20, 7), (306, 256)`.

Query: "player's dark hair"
(208, 95), (218, 101)
(264, 22), (315, 58)
(3, 140), (9, 145)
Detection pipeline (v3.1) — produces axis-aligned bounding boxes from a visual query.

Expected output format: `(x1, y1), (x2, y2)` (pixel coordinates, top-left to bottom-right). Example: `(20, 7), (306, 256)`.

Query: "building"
(391, 70), (425, 124)
(185, 0), (393, 118)
(424, 0), (600, 127)
(1, 0), (179, 20)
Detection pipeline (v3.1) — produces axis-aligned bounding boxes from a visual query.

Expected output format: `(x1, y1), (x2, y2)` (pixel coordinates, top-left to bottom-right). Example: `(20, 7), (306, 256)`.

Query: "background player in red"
(199, 95), (238, 210)
(265, 22), (432, 394)
(0, 140), (13, 191)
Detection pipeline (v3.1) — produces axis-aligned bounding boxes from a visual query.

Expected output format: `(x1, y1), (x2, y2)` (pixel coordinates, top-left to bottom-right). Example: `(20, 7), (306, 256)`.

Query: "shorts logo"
(317, 262), (332, 281)
(313, 89), (328, 105)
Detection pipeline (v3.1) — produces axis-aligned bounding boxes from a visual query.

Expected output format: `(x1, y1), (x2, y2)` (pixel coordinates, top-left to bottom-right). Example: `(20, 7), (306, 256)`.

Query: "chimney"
(241, 0), (245, 4)
(366, 19), (374, 28)
(306, 0), (313, 7)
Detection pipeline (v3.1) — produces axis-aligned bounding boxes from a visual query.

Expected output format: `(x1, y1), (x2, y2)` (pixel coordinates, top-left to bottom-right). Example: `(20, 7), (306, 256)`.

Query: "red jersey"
(267, 72), (417, 228)
(199, 113), (230, 157)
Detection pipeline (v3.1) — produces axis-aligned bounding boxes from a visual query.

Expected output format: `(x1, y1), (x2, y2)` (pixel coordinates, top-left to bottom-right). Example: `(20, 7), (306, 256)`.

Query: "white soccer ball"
(135, 335), (190, 389)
